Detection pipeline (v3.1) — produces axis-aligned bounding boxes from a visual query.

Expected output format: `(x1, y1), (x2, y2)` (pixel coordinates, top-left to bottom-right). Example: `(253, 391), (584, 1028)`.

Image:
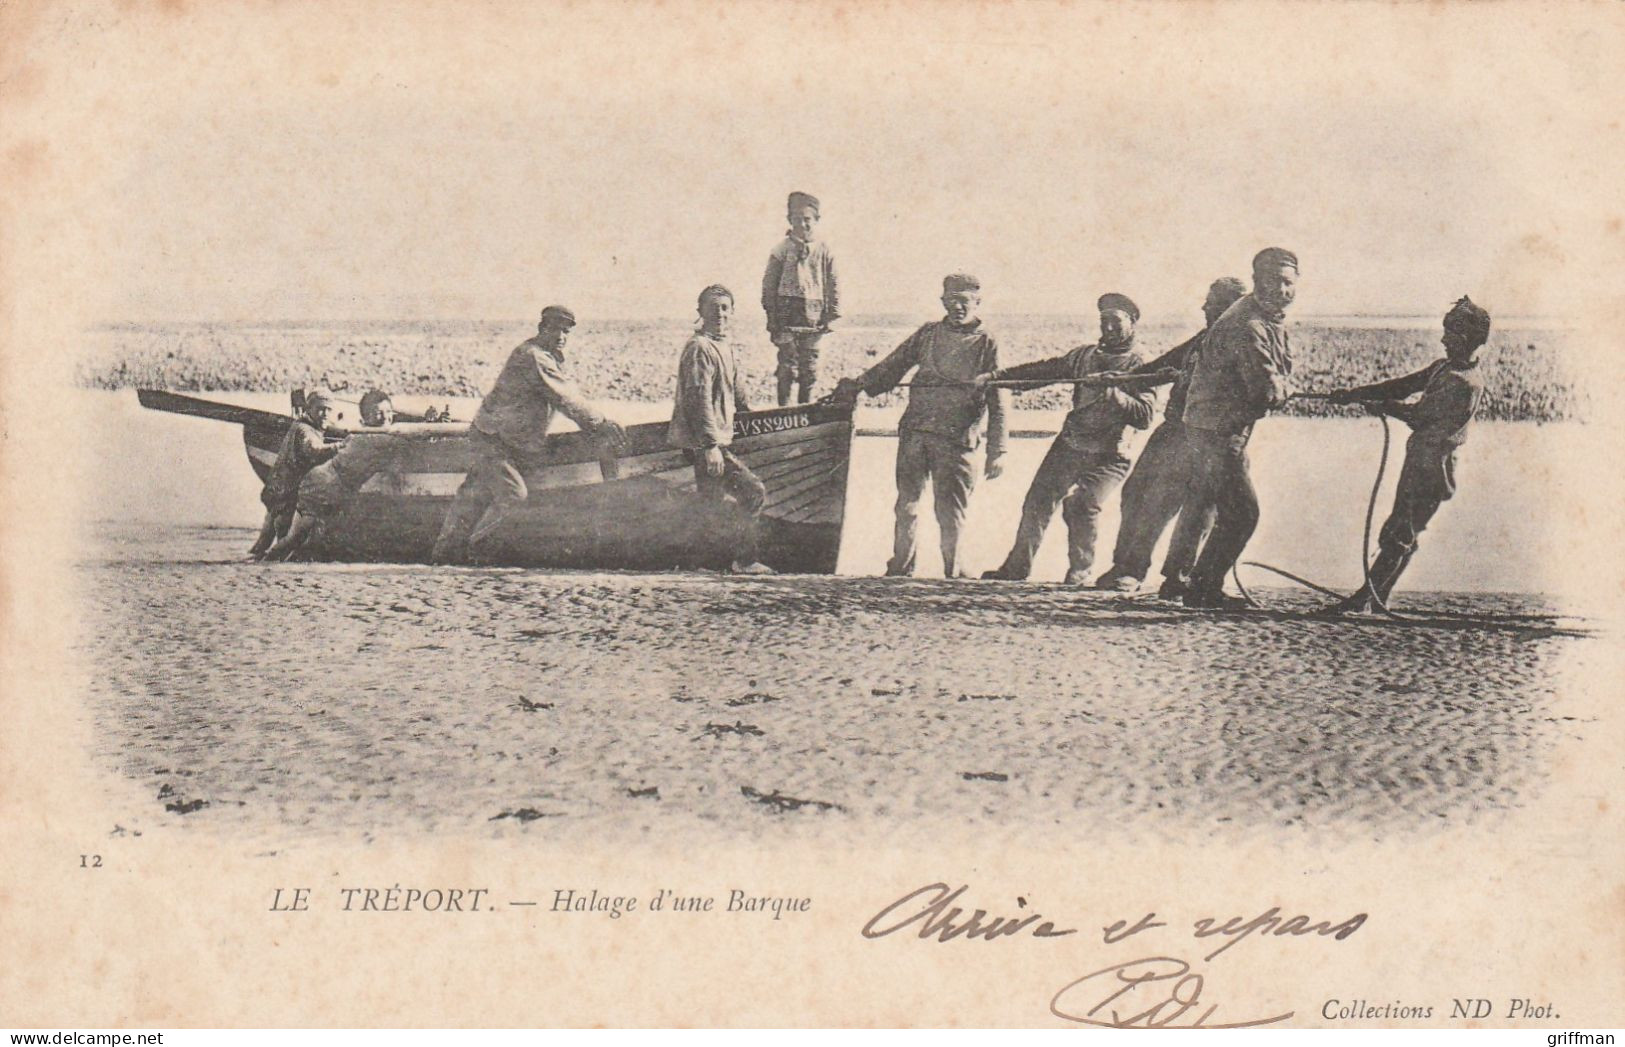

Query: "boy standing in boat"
(669, 284), (775, 575)
(978, 293), (1156, 584)
(762, 191), (841, 405)
(249, 388), (342, 558)
(430, 305), (627, 564)
(830, 273), (1008, 578)
(1320, 296), (1491, 613)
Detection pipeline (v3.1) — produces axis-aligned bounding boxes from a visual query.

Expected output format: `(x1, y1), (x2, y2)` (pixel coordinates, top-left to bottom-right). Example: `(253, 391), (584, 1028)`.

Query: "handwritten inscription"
(861, 882), (1078, 942)
(1050, 956), (1293, 1029)
(861, 882), (1370, 1026)
(1193, 906), (1367, 961)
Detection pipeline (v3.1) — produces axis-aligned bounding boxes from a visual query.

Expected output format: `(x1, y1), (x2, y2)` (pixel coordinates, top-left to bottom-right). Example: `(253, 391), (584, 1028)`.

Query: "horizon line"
(89, 311), (1574, 327)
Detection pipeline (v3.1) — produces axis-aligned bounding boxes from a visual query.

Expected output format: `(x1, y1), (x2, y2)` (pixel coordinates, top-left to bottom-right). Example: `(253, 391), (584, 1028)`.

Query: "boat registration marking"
(734, 413), (810, 438)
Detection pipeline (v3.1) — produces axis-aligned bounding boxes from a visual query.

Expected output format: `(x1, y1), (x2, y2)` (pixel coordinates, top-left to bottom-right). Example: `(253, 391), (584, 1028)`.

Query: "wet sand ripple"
(76, 560), (1582, 842)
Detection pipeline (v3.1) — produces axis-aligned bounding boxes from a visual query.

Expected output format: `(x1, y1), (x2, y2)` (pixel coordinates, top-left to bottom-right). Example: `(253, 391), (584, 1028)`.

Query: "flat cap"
(302, 387), (334, 412)
(942, 273), (981, 296)
(1097, 292), (1140, 322)
(540, 305), (577, 328)
(1251, 247), (1299, 274)
(787, 191), (821, 214)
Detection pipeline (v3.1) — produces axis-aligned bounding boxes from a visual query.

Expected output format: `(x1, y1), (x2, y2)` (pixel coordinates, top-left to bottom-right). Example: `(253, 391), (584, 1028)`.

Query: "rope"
(887, 369), (1180, 391)
(1232, 412), (1404, 617)
(1234, 562), (1345, 600)
(1360, 415), (1407, 620)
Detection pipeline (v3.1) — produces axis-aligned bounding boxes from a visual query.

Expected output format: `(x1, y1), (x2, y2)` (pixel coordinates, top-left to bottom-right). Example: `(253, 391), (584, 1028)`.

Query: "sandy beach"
(78, 551), (1589, 846)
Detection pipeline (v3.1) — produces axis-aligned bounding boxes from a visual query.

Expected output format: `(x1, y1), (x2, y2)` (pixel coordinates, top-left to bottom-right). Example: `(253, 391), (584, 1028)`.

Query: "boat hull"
(232, 400), (856, 573)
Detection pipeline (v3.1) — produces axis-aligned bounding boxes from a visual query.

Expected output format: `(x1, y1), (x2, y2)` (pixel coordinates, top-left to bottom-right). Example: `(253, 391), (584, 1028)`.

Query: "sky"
(11, 1), (1623, 326)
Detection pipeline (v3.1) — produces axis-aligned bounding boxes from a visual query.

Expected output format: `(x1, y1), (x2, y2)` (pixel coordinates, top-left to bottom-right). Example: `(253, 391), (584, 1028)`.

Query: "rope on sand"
(1231, 408), (1407, 620)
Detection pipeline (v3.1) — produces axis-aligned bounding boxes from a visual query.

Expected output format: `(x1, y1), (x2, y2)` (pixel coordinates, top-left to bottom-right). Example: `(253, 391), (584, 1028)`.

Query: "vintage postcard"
(3, 0), (1622, 1029)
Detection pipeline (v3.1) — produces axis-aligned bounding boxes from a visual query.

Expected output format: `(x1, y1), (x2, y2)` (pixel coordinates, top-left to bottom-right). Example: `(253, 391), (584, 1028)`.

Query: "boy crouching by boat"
(249, 389), (342, 558)
(260, 435), (406, 561)
(669, 284), (775, 575)
(360, 389), (439, 427)
(1320, 296), (1491, 614)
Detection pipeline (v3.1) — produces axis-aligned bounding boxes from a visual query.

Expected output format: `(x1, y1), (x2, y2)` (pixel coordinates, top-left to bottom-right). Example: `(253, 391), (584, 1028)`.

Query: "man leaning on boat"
(430, 305), (627, 565)
(669, 284), (776, 576)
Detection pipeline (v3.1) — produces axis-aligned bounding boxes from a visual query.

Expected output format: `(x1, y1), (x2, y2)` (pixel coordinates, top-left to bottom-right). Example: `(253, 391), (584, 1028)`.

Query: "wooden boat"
(137, 390), (857, 573)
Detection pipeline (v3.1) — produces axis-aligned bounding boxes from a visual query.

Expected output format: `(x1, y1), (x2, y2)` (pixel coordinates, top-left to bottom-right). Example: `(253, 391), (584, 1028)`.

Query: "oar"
(136, 389), (294, 430)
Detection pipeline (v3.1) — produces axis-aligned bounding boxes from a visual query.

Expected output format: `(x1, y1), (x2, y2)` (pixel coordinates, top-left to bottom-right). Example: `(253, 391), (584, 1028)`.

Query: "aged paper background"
(3, 0), (1623, 1028)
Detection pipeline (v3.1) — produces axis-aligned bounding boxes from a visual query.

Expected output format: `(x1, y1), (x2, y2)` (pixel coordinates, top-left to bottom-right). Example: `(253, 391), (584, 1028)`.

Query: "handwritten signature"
(1050, 956), (1293, 1029)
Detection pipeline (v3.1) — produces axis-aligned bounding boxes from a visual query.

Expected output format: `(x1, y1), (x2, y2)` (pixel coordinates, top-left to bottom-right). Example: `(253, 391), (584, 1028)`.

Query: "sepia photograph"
(3, 0), (1622, 1030)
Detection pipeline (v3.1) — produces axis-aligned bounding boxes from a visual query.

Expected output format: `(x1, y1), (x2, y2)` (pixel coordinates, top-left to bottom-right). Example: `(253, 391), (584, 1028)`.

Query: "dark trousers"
(1178, 425), (1260, 596)
(997, 438), (1131, 580)
(1380, 449), (1453, 557)
(890, 430), (978, 577)
(1108, 420), (1213, 582)
(691, 446), (766, 564)
(1352, 448), (1453, 602)
(773, 330), (826, 404)
(432, 430), (534, 560)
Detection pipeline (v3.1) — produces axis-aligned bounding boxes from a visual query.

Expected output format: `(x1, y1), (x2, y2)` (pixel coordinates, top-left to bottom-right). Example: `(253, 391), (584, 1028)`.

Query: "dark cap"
(1097, 292), (1140, 322)
(1252, 247), (1299, 275)
(1444, 295), (1492, 345)
(942, 273), (981, 296)
(540, 305), (577, 328)
(787, 191), (821, 214)
(1209, 277), (1248, 305)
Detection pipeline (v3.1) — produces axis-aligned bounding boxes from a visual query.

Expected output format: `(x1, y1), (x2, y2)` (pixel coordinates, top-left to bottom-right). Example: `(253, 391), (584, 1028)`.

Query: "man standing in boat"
(430, 305), (627, 565)
(977, 292), (1156, 585)
(669, 284), (776, 575)
(829, 273), (1008, 578)
(1170, 248), (1298, 609)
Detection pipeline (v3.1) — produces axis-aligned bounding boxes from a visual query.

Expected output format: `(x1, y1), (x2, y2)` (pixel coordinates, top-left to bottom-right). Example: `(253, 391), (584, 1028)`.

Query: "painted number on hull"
(735, 413), (811, 438)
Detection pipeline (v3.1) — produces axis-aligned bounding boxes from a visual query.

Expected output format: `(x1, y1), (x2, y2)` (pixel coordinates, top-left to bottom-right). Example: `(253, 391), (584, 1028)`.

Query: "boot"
(1156, 576), (1187, 601)
(797, 378), (814, 405)
(1094, 570), (1141, 592)
(1369, 547), (1412, 606)
(776, 373), (794, 408)
(1321, 586), (1375, 616)
(1322, 548), (1410, 615)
